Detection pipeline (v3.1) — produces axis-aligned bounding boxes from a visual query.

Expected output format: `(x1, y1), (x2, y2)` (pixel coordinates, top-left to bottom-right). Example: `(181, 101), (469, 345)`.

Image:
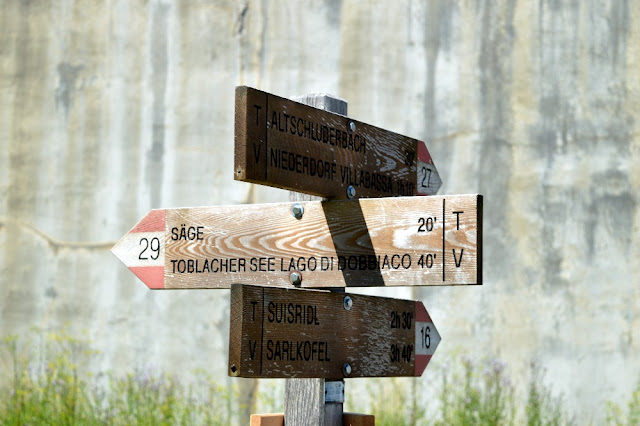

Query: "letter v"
(253, 142), (262, 164)
(453, 249), (464, 267)
(249, 341), (257, 360)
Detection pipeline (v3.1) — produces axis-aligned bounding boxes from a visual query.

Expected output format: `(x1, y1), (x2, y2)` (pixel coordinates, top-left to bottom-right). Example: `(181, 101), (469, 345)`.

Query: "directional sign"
(234, 86), (442, 199)
(228, 284), (441, 378)
(111, 194), (482, 289)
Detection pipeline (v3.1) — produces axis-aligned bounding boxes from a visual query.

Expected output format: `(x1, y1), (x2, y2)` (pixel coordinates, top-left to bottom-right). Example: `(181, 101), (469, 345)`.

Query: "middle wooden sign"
(111, 194), (482, 289)
(234, 86), (442, 199)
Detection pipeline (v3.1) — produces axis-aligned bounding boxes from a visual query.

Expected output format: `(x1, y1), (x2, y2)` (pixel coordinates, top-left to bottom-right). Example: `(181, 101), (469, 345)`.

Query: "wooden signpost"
(228, 284), (440, 379)
(111, 194), (482, 289)
(112, 86), (484, 425)
(235, 86), (442, 199)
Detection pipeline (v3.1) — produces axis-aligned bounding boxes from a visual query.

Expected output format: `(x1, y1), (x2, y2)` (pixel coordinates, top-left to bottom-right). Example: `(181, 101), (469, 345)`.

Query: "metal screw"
(343, 296), (352, 310)
(342, 363), (352, 376)
(291, 203), (304, 219)
(290, 271), (302, 286)
(346, 185), (356, 199)
(349, 122), (356, 133)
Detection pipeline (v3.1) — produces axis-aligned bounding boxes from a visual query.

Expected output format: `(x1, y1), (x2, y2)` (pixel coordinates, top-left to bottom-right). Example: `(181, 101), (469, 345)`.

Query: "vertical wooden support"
(284, 378), (326, 425)
(284, 93), (347, 426)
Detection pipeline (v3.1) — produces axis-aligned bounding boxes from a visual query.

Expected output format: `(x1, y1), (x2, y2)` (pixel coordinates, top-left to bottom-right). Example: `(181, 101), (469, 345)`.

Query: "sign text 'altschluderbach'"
(234, 86), (442, 199)
(228, 284), (441, 378)
(111, 194), (482, 289)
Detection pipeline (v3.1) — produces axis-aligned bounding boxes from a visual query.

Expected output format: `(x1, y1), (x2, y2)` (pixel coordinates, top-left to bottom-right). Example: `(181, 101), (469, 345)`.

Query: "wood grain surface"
(248, 413), (374, 426)
(228, 284), (440, 379)
(112, 194), (482, 289)
(234, 86), (442, 199)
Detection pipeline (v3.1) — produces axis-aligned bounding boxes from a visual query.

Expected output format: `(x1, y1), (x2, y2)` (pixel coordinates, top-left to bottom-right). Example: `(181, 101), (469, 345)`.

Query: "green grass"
(524, 360), (566, 426)
(606, 377), (640, 426)
(355, 357), (518, 426)
(436, 357), (516, 425)
(1, 330), (639, 425)
(353, 357), (638, 426)
(0, 330), (234, 425)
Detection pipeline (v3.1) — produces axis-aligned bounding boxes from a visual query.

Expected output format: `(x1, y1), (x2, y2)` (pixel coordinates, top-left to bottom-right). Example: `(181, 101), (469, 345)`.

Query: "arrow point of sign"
(415, 301), (441, 376)
(112, 209), (166, 289)
(429, 163), (443, 195)
(417, 141), (443, 195)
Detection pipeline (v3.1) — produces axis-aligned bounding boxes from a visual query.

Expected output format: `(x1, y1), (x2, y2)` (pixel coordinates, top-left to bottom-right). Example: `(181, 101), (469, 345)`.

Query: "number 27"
(421, 167), (432, 188)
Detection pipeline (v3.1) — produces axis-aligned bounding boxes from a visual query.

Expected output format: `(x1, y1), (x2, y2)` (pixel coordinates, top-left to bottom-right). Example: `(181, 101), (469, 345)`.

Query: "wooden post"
(284, 93), (347, 426)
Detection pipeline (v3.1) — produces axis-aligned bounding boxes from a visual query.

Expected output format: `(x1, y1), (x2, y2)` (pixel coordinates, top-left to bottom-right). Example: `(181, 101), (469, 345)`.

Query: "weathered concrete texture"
(0, 0), (638, 422)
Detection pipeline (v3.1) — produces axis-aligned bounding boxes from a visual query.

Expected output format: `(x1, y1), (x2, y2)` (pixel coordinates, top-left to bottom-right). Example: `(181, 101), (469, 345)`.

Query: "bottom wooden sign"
(228, 284), (440, 379)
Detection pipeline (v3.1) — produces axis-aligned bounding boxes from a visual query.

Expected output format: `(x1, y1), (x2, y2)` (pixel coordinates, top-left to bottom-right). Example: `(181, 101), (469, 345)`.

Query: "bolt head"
(343, 296), (353, 310)
(291, 203), (304, 219)
(342, 363), (352, 376)
(346, 185), (356, 199)
(290, 271), (302, 286)
(349, 122), (356, 133)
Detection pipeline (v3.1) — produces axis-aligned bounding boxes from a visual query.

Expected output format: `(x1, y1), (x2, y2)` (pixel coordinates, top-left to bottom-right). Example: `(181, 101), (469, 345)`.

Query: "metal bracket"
(324, 380), (345, 403)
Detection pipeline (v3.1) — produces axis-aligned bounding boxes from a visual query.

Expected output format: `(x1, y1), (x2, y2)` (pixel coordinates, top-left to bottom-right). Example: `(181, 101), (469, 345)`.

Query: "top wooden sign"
(234, 86), (442, 199)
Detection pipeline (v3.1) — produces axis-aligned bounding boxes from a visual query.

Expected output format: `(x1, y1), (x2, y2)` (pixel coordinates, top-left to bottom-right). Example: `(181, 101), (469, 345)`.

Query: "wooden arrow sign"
(111, 194), (482, 289)
(228, 284), (441, 378)
(235, 86), (442, 199)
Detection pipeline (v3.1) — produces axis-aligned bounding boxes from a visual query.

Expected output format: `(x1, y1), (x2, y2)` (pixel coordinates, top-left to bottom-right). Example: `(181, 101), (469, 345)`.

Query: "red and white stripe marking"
(112, 209), (166, 289)
(414, 301), (441, 376)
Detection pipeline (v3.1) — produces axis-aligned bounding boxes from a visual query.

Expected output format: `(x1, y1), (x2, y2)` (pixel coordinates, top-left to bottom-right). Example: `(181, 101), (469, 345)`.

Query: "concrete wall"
(1, 0), (638, 422)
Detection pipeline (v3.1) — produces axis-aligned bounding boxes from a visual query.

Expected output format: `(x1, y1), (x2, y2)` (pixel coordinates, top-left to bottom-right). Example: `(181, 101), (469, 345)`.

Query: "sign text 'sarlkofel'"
(228, 284), (441, 378)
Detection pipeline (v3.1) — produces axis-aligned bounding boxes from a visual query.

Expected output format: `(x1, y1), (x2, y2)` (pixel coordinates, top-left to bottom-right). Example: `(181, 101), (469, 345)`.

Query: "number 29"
(139, 237), (160, 260)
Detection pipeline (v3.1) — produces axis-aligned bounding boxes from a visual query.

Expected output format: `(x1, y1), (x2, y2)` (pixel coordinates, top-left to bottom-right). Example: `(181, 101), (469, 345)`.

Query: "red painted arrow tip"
(415, 354), (432, 376)
(415, 301), (431, 322)
(130, 209), (166, 233)
(417, 140), (434, 165)
(414, 301), (438, 376)
(129, 266), (164, 289)
(112, 209), (166, 289)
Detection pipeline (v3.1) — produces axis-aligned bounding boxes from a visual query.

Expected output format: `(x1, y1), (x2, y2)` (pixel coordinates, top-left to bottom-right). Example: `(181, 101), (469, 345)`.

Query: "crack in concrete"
(235, 3), (248, 35)
(0, 217), (115, 253)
